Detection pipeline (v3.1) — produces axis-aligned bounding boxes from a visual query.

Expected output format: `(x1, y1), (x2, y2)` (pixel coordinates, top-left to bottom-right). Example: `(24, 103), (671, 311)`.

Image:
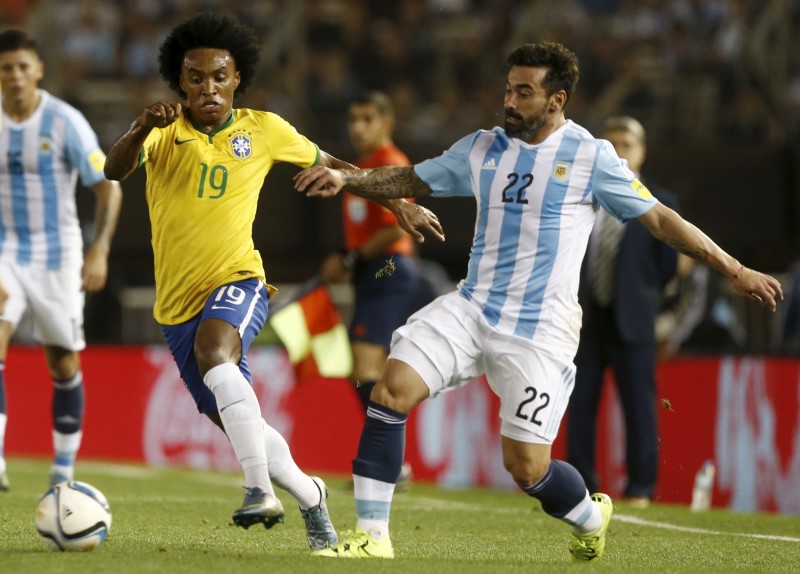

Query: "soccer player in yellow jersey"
(103, 12), (443, 550)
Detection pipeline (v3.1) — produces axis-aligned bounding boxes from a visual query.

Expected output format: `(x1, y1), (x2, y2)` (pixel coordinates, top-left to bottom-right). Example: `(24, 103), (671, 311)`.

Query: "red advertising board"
(5, 346), (799, 515)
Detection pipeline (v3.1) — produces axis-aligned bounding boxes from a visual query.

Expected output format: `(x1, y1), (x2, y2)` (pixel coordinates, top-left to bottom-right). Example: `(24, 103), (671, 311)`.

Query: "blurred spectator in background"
(779, 260), (800, 355)
(655, 258), (709, 360)
(6, 0), (791, 151)
(567, 116), (685, 508)
(0, 29), (122, 491)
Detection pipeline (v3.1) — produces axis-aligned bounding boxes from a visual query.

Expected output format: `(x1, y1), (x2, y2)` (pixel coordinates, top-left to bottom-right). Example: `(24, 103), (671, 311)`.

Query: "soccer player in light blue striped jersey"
(295, 41), (783, 561)
(0, 30), (122, 491)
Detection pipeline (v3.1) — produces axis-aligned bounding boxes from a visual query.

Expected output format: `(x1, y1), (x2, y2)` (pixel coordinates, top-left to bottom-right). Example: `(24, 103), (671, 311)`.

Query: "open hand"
(392, 201), (445, 244)
(730, 267), (783, 312)
(294, 166), (344, 198)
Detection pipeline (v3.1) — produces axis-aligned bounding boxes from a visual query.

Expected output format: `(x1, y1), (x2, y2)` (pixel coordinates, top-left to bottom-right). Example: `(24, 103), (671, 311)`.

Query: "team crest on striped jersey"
(552, 161), (570, 182)
(40, 138), (53, 154)
(230, 133), (252, 160)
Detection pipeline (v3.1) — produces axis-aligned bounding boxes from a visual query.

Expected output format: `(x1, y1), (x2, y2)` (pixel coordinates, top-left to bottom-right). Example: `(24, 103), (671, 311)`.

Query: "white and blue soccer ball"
(35, 480), (112, 551)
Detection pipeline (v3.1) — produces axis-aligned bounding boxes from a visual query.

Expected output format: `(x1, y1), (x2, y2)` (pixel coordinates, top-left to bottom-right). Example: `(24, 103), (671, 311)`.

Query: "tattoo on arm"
(341, 167), (431, 199)
(669, 240), (709, 263)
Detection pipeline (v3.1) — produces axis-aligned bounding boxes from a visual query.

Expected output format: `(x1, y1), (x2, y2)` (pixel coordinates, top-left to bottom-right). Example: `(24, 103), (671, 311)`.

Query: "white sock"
(53, 430), (82, 476)
(572, 494), (603, 533)
(261, 419), (319, 508)
(53, 429), (83, 455)
(204, 363), (273, 494)
(356, 518), (389, 541)
(353, 475), (394, 540)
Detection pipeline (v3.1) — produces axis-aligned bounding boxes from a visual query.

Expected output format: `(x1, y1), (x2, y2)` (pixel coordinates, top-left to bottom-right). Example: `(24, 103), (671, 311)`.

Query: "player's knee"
(194, 320), (241, 375)
(504, 456), (550, 487)
(44, 347), (80, 380)
(370, 381), (410, 413)
(370, 379), (425, 415)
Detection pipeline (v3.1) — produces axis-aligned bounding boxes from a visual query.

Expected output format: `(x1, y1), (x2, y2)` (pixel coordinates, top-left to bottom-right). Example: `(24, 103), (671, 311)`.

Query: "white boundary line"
(15, 460), (800, 543)
(408, 497), (800, 543)
(614, 514), (800, 543)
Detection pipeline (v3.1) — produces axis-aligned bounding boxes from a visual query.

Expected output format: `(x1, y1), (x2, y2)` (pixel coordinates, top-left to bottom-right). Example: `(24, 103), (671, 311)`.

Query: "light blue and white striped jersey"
(0, 89), (107, 270)
(414, 120), (657, 356)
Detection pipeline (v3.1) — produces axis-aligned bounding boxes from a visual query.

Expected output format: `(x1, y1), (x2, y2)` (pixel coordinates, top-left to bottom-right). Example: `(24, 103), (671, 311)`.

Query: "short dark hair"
(350, 91), (394, 117)
(158, 12), (261, 99)
(0, 29), (39, 55)
(506, 42), (579, 105)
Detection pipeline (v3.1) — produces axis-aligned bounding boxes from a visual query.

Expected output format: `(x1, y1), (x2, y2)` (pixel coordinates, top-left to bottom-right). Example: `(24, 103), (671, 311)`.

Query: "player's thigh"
(371, 357), (430, 413)
(161, 315), (217, 414)
(351, 340), (388, 381)
(0, 261), (30, 344)
(388, 292), (484, 400)
(197, 278), (269, 371)
(162, 278), (269, 414)
(23, 264), (85, 351)
(485, 335), (575, 445)
(0, 262), (24, 357)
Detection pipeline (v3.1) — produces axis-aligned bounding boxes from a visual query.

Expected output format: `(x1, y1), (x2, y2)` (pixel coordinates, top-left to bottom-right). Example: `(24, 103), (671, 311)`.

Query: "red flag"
(269, 285), (352, 382)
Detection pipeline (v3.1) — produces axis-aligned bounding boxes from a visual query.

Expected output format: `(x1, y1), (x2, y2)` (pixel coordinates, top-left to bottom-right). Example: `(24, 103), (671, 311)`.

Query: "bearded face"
(503, 66), (556, 144)
(504, 105), (548, 141)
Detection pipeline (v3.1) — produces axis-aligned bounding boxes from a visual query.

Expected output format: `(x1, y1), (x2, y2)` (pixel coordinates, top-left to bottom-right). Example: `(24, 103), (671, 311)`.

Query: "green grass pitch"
(1, 457), (798, 573)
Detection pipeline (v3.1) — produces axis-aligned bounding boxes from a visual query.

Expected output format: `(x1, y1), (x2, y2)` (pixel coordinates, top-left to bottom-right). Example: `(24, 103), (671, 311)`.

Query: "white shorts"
(0, 260), (86, 351)
(389, 291), (575, 444)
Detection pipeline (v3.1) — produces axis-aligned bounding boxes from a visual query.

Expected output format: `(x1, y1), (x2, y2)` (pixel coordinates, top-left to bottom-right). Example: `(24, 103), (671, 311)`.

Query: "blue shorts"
(160, 278), (269, 414)
(351, 254), (421, 349)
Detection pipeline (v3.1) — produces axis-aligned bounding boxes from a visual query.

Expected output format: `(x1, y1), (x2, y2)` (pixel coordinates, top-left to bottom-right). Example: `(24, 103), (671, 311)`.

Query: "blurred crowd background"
(1, 0), (799, 353)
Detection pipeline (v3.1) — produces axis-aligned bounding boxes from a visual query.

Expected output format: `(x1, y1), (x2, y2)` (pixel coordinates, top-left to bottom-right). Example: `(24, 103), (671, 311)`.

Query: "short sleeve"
(591, 140), (658, 222)
(63, 111), (107, 187)
(264, 113), (320, 168)
(413, 133), (476, 198)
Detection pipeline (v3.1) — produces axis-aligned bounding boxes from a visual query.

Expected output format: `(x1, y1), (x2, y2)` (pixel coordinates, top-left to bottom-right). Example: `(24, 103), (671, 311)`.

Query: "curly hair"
(158, 11), (261, 99)
(506, 42), (580, 106)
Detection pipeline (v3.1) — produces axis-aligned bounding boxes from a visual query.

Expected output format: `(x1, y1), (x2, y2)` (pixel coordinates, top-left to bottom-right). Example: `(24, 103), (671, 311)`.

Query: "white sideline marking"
(409, 497), (800, 543)
(78, 461), (159, 479)
(615, 514), (800, 543)
(80, 461), (241, 486)
(408, 496), (518, 513)
(21, 460), (800, 543)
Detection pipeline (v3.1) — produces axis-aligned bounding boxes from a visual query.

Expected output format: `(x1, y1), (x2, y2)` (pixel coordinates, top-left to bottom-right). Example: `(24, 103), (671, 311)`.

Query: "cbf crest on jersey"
(230, 133), (252, 160)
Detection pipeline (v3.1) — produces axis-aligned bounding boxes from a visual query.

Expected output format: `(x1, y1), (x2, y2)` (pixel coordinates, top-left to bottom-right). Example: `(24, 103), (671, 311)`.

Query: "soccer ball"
(35, 480), (112, 551)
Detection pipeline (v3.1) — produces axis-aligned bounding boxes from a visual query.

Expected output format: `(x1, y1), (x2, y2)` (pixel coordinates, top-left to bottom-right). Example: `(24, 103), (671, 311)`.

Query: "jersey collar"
(189, 109), (236, 139)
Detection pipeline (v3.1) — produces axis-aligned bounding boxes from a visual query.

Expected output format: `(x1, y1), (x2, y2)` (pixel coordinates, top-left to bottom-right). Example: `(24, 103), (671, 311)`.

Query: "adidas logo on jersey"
(482, 158), (497, 170)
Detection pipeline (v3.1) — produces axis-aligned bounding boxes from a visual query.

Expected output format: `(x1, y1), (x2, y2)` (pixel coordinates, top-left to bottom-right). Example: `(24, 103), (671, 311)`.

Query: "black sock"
(355, 380), (376, 413)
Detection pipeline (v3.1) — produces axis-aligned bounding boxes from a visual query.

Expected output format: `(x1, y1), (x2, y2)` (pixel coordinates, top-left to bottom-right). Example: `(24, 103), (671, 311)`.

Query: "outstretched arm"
(104, 101), (184, 181)
(294, 165), (432, 200)
(294, 164), (444, 242)
(638, 202), (783, 310)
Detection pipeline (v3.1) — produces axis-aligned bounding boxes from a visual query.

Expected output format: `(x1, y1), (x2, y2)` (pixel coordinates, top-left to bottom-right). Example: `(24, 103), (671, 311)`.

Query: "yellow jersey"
(140, 109), (320, 324)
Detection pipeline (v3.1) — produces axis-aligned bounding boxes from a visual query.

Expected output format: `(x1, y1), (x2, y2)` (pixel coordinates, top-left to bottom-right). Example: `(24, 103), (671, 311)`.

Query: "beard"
(504, 109), (547, 141)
